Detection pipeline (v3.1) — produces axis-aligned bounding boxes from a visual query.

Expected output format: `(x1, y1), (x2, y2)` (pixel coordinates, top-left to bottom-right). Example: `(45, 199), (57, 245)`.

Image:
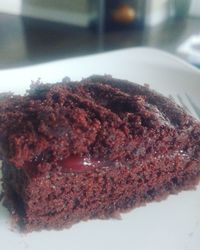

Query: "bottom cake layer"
(2, 160), (200, 232)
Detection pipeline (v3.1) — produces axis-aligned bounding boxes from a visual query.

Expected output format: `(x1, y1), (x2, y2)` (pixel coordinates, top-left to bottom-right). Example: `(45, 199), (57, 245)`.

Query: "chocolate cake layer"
(0, 75), (199, 231)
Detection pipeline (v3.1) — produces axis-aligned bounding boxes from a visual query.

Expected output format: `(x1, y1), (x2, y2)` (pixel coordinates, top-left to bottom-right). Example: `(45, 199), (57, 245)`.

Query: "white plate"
(0, 47), (200, 250)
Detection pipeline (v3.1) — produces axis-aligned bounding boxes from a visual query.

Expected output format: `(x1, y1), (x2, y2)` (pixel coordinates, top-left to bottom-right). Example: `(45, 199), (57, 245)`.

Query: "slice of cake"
(0, 75), (199, 232)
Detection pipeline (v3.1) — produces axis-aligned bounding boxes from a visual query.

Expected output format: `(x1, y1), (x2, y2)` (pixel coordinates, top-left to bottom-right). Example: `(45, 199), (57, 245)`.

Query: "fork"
(169, 94), (200, 120)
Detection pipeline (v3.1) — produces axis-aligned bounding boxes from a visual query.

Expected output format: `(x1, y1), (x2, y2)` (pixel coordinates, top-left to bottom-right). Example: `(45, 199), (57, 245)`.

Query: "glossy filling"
(58, 156), (101, 172)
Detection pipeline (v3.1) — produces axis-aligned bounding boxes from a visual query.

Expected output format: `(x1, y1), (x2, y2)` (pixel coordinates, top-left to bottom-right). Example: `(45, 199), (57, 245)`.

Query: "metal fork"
(169, 94), (200, 119)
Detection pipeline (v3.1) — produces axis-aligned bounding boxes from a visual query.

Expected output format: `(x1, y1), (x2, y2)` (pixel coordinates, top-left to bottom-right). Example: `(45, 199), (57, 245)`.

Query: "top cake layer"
(0, 75), (199, 172)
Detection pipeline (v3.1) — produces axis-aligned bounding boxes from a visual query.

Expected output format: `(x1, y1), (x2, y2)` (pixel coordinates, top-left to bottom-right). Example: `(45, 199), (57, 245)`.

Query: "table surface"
(0, 13), (199, 69)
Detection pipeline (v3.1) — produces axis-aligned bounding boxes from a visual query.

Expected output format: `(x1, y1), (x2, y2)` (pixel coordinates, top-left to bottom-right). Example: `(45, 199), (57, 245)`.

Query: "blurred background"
(0, 0), (200, 69)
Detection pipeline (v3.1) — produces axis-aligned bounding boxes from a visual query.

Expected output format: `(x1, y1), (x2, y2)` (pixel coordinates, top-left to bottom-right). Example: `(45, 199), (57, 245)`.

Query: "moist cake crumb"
(0, 75), (199, 232)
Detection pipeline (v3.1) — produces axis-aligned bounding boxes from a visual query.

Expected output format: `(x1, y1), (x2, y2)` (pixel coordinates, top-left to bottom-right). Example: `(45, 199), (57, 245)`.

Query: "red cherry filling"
(58, 156), (100, 172)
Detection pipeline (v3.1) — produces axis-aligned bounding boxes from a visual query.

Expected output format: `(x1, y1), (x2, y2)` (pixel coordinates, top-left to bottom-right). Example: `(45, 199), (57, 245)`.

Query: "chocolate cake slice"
(0, 75), (199, 232)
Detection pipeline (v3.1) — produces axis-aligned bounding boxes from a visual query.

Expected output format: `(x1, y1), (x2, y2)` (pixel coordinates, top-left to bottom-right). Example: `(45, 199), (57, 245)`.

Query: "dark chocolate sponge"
(0, 75), (199, 231)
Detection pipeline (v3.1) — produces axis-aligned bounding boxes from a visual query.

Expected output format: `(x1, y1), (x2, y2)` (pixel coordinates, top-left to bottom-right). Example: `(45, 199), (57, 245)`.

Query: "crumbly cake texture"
(0, 75), (199, 232)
